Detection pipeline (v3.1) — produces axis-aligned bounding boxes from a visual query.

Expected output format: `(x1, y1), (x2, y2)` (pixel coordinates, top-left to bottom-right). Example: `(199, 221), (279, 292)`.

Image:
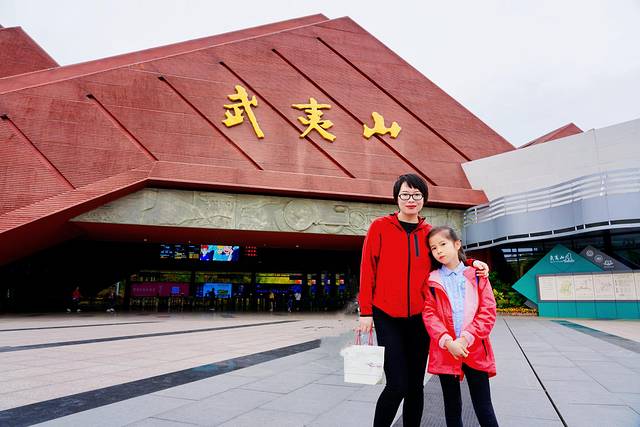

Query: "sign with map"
(613, 273), (637, 300)
(537, 272), (640, 302)
(573, 275), (596, 300)
(556, 276), (576, 300)
(593, 274), (615, 299)
(537, 275), (558, 301)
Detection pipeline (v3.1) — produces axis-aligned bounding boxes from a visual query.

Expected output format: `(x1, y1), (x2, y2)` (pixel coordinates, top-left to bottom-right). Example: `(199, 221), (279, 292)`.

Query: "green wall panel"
(575, 302), (597, 318)
(615, 302), (640, 319)
(594, 302), (617, 319)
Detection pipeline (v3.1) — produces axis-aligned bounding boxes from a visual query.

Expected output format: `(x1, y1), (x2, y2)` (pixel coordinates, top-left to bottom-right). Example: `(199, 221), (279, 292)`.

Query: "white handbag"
(341, 331), (385, 385)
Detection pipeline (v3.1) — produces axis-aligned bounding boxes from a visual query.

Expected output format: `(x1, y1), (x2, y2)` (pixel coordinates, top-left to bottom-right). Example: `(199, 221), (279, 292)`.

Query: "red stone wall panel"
(0, 81), (153, 187)
(135, 52), (349, 177)
(76, 68), (259, 170)
(263, 31), (471, 187)
(520, 123), (582, 148)
(0, 15), (327, 95)
(208, 40), (425, 183)
(313, 18), (514, 159)
(0, 27), (58, 79)
(0, 120), (70, 215)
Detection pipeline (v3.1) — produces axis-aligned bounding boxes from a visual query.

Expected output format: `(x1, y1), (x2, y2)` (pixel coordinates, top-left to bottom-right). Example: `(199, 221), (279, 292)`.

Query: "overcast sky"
(2, 0), (639, 146)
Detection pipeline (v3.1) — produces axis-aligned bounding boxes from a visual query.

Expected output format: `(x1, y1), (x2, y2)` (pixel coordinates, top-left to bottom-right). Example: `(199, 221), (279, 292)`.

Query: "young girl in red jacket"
(423, 226), (499, 427)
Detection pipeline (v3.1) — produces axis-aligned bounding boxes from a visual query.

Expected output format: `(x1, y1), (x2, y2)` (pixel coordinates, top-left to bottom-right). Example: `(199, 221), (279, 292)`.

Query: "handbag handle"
(355, 329), (374, 346)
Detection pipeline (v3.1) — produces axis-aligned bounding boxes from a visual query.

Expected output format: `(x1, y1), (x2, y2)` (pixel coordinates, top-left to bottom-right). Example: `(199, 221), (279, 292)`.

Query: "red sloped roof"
(0, 15), (512, 265)
(0, 26), (58, 78)
(519, 122), (583, 148)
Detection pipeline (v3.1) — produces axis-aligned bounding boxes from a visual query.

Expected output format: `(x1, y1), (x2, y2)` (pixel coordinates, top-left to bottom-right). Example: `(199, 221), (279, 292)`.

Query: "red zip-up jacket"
(359, 213), (432, 318)
(422, 268), (497, 378)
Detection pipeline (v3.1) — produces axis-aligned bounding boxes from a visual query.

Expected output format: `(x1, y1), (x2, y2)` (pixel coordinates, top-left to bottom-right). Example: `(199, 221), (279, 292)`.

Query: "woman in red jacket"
(423, 226), (498, 426)
(358, 174), (489, 427)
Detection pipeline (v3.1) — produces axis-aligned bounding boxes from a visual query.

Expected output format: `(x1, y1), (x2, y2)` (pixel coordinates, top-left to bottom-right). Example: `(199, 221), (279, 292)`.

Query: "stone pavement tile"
(558, 350), (607, 361)
(0, 393), (39, 411)
(30, 368), (98, 383)
(230, 351), (328, 379)
(573, 360), (637, 377)
(491, 387), (559, 420)
(0, 362), (30, 373)
(0, 366), (59, 380)
(289, 356), (343, 375)
(518, 341), (555, 352)
(313, 374), (363, 388)
(8, 374), (131, 407)
(218, 408), (316, 427)
(154, 374), (258, 401)
(534, 365), (593, 382)
(155, 389), (281, 425)
(257, 350), (327, 369)
(0, 377), (52, 393)
(495, 415), (564, 426)
(346, 384), (384, 402)
(76, 363), (137, 375)
(615, 392), (640, 413)
(12, 357), (70, 368)
(127, 417), (198, 426)
(588, 372), (640, 394)
(240, 371), (325, 394)
(307, 399), (376, 426)
(543, 380), (626, 405)
(489, 359), (541, 390)
(527, 354), (576, 368)
(87, 356), (162, 368)
(556, 403), (640, 427)
(225, 365), (277, 379)
(552, 344), (594, 353)
(32, 394), (192, 427)
(610, 355), (640, 373)
(261, 383), (358, 415)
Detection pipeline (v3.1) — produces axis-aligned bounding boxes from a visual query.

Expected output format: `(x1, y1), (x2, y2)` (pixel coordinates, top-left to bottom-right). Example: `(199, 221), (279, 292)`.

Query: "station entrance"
(0, 237), (362, 313)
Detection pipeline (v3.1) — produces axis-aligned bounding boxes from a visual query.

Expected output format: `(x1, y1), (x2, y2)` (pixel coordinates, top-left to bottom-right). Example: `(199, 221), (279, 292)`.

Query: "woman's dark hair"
(393, 174), (428, 202)
(427, 225), (467, 270)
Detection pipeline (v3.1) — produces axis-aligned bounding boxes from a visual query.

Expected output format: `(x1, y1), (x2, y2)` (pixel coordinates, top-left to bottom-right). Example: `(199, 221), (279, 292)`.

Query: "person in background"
(423, 226), (498, 427)
(268, 290), (275, 312)
(68, 286), (81, 313)
(106, 287), (116, 313)
(358, 174), (489, 427)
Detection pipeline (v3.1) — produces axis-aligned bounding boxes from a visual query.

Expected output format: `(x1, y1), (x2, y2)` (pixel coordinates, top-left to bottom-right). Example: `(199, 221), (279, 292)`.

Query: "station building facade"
(462, 118), (640, 318)
(0, 15), (513, 311)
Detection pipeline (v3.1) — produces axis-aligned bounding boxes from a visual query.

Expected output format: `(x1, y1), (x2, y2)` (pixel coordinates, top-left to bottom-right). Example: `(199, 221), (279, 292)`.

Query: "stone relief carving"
(72, 188), (464, 236)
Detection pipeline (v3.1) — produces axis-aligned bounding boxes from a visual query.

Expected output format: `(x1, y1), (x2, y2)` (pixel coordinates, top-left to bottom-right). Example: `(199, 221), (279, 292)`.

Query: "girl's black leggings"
(372, 306), (429, 427)
(438, 364), (499, 427)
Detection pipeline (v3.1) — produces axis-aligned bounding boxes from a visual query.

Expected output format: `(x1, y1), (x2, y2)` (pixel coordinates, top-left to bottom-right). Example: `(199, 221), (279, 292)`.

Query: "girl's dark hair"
(427, 226), (467, 270)
(393, 174), (428, 202)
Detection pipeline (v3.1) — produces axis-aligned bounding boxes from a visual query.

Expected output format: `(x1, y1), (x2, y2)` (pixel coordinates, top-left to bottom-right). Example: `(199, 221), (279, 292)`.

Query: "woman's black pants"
(438, 364), (499, 427)
(373, 306), (429, 427)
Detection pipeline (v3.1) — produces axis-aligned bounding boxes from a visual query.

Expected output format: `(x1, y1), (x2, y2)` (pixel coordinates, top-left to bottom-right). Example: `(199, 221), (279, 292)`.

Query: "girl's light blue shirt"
(439, 262), (467, 338)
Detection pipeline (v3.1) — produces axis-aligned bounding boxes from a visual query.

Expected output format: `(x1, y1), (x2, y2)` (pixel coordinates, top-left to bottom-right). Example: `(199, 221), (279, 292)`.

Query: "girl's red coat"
(422, 268), (497, 378)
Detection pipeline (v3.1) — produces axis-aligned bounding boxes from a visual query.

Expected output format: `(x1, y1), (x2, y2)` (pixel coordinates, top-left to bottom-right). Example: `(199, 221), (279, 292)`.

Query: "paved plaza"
(0, 313), (639, 426)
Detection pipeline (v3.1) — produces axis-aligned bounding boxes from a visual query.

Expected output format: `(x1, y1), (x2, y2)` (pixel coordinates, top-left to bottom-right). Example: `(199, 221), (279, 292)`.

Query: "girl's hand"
(455, 337), (469, 351)
(446, 340), (469, 359)
(472, 260), (490, 278)
(357, 316), (374, 334)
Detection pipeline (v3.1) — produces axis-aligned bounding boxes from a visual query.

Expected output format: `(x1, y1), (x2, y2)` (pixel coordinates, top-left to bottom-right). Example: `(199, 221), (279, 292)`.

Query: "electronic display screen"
(199, 245), (240, 262)
(173, 244), (187, 260)
(160, 244), (174, 259)
(197, 283), (233, 298)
